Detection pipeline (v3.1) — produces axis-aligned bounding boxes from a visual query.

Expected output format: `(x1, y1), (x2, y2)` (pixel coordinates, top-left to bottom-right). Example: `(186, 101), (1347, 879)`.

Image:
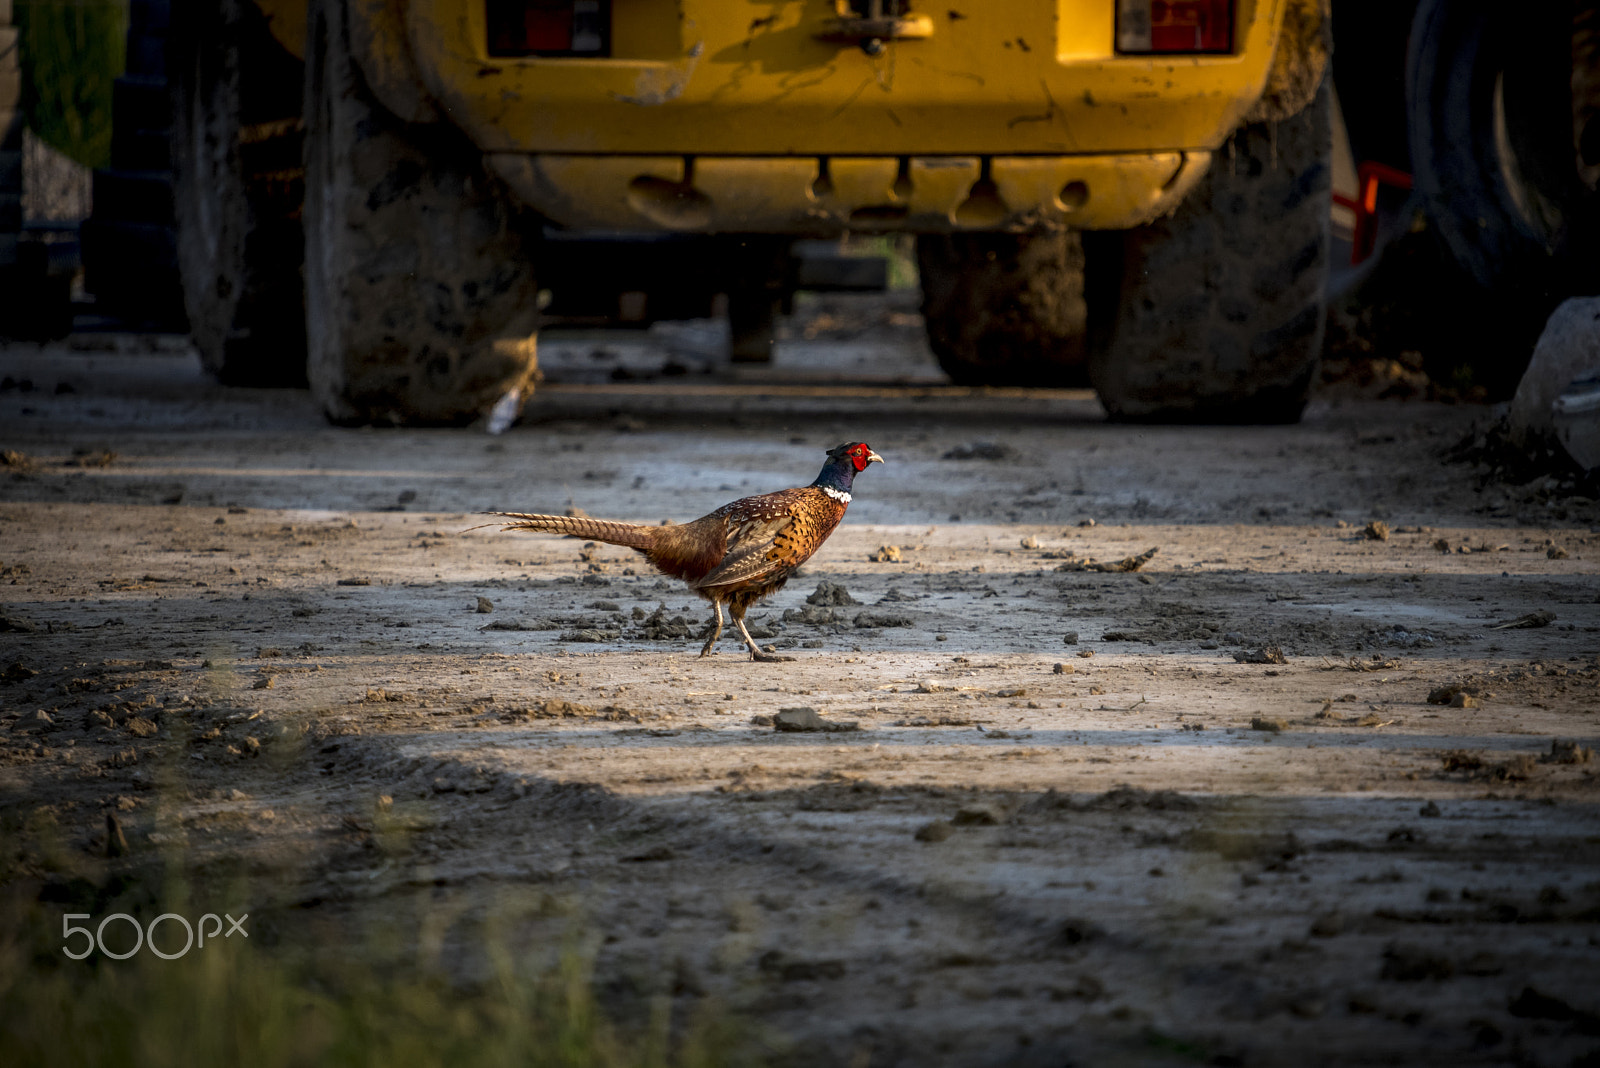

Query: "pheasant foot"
(735, 615), (793, 662)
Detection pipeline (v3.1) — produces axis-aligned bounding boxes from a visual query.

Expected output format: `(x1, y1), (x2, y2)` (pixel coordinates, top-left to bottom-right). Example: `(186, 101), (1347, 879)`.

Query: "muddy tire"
(1086, 80), (1332, 422)
(1405, 0), (1600, 397)
(303, 0), (540, 426)
(169, 0), (307, 386)
(916, 232), (1089, 388)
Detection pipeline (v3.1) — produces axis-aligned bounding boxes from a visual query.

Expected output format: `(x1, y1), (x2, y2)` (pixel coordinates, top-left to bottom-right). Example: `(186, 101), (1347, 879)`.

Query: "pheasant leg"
(734, 608), (794, 663)
(698, 602), (725, 657)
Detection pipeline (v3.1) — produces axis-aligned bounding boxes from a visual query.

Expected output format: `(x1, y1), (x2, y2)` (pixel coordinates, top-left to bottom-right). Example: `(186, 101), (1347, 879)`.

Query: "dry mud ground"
(2, 326), (1600, 1066)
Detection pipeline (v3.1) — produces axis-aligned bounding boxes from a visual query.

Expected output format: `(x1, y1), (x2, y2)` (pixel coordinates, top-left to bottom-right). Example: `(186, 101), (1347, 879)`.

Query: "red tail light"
(487, 0), (610, 57)
(1115, 0), (1233, 54)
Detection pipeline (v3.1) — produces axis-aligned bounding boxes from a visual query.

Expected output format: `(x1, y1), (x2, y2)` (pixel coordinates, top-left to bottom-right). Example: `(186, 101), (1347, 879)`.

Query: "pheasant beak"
(866, 450), (884, 465)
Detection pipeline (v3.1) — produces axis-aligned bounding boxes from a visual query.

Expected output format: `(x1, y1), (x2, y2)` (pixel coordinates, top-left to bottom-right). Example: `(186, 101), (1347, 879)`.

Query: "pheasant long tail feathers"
(484, 512), (659, 552)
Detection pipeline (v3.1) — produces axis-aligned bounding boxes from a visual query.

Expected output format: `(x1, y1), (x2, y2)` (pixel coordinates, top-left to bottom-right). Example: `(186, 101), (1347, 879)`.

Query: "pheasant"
(485, 442), (883, 661)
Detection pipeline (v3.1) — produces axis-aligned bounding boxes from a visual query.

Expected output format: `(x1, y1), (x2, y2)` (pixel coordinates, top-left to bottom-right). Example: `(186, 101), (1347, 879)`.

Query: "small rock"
(1432, 538), (1451, 553)
(1489, 610), (1556, 629)
(1, 662), (38, 683)
(1053, 663), (1074, 675)
(1234, 646), (1287, 665)
(1418, 801), (1441, 818)
(1288, 998), (1326, 1019)
(475, 597), (494, 613)
(1078, 518), (1096, 528)
(624, 845), (675, 863)
(914, 820), (954, 842)
(1308, 913), (1343, 938)
(1547, 546), (1569, 560)
(952, 803), (1004, 826)
(336, 577), (371, 587)
(869, 545), (903, 563)
(1449, 692), (1479, 709)
(1363, 520), (1390, 541)
(773, 707), (860, 733)
(1020, 536), (1040, 549)
(124, 716), (158, 737)
(1381, 943), (1454, 982)
(1077, 650), (1093, 659)
(1062, 632), (1079, 645)
(1250, 717), (1287, 732)
(942, 441), (1014, 461)
(1088, 686), (1104, 696)
(750, 714), (773, 726)
(252, 676), (274, 690)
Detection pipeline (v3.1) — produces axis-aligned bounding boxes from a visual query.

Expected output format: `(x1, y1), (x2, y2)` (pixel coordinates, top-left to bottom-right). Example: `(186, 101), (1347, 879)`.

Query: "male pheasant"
(486, 442), (884, 662)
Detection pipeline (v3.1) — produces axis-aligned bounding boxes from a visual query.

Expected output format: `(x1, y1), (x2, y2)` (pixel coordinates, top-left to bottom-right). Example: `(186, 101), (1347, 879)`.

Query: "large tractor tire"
(1086, 3), (1332, 423)
(1405, 0), (1600, 397)
(168, 0), (307, 386)
(916, 232), (1089, 387)
(303, 0), (540, 426)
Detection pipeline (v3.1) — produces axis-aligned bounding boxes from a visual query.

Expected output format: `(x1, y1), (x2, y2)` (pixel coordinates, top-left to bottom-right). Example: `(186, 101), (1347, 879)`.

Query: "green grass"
(0, 890), (758, 1068)
(0, 809), (762, 1068)
(14, 0), (127, 169)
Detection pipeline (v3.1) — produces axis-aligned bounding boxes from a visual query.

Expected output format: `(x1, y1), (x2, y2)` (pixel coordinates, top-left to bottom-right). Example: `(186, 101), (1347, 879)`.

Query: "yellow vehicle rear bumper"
(488, 151), (1212, 233)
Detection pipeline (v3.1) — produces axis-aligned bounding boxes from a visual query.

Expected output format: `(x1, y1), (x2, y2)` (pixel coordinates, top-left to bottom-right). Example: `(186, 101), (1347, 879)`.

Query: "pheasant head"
(812, 442), (884, 499)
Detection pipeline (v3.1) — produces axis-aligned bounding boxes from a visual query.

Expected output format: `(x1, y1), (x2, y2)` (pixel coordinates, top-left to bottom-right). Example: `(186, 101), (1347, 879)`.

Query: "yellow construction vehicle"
(162, 0), (1333, 423)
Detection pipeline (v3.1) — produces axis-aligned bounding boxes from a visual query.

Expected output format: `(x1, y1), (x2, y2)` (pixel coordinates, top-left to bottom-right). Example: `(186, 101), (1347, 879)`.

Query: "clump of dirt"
(1445, 418), (1600, 504)
(1439, 750), (1538, 782)
(806, 581), (858, 606)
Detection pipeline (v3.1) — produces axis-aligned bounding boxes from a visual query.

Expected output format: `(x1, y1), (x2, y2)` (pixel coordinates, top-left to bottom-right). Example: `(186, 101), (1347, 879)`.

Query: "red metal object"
(1332, 160), (1413, 265)
(1149, 0), (1233, 53)
(1116, 0), (1233, 54)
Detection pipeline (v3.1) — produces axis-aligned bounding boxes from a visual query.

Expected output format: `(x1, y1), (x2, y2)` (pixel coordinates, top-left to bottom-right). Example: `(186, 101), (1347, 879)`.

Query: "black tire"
(303, 0), (541, 426)
(169, 0), (307, 386)
(1405, 0), (1600, 396)
(916, 232), (1089, 387)
(1085, 76), (1331, 423)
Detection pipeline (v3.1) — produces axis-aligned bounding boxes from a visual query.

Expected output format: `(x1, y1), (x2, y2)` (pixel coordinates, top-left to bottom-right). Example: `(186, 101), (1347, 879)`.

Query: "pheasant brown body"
(487, 442), (883, 661)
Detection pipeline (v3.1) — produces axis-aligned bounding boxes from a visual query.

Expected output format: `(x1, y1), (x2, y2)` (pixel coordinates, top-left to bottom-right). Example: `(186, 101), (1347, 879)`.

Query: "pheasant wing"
(690, 516), (795, 591)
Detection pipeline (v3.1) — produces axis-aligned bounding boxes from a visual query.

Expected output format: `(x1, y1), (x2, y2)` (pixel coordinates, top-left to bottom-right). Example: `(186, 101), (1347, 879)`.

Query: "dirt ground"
(3, 303), (1599, 1066)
